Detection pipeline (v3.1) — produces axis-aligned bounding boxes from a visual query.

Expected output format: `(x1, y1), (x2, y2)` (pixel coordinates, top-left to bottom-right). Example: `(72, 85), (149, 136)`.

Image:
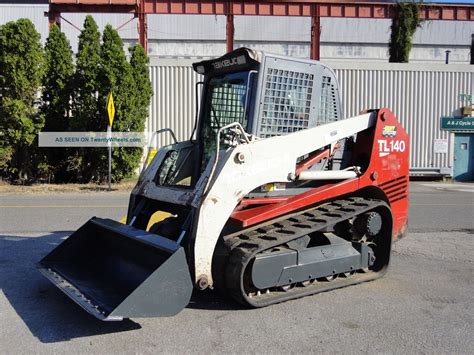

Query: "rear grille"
(379, 176), (408, 203)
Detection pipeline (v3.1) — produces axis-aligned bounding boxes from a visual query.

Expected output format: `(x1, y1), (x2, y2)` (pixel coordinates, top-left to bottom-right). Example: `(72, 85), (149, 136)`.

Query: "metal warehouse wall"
(147, 57), (473, 175)
(331, 63), (473, 174)
(148, 58), (203, 148)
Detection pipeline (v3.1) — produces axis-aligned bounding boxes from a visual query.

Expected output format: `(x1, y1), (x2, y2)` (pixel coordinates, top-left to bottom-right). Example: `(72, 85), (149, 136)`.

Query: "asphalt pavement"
(0, 182), (473, 353)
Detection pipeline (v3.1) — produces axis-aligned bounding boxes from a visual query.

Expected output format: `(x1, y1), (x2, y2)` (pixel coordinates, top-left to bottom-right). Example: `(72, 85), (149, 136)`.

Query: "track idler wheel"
(354, 211), (382, 238)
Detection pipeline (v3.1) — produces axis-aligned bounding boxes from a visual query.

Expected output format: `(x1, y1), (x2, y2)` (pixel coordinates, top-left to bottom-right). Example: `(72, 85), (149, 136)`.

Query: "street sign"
(106, 92), (115, 191)
(433, 139), (448, 154)
(107, 92), (115, 127)
(440, 117), (474, 131)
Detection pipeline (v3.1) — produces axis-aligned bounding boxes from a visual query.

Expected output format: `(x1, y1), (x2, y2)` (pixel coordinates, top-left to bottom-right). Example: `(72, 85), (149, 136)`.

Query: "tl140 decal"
(378, 139), (406, 157)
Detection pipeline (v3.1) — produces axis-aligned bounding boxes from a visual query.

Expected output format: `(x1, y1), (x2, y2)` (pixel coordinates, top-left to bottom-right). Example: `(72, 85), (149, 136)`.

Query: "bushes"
(0, 17), (152, 183)
(71, 16), (103, 182)
(42, 24), (74, 132)
(98, 25), (141, 182)
(130, 44), (153, 132)
(0, 19), (44, 181)
(40, 24), (74, 181)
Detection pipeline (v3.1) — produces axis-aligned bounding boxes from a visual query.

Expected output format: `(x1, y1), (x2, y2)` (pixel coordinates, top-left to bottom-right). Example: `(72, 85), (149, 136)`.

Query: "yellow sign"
(107, 92), (115, 127)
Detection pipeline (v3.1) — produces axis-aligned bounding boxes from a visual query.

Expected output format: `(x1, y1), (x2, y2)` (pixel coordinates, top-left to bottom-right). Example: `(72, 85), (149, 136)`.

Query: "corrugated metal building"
(147, 58), (473, 176)
(1, 2), (473, 63)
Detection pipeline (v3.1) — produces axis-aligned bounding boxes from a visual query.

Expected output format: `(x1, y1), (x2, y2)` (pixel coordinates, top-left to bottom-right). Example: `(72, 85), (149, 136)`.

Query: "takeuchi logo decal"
(382, 125), (397, 138)
(211, 55), (247, 69)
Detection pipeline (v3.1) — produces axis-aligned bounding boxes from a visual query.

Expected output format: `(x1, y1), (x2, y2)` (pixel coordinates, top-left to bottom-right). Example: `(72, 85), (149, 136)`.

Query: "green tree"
(130, 43), (153, 130)
(0, 19), (44, 181)
(389, 2), (423, 63)
(42, 24), (74, 131)
(99, 25), (143, 182)
(40, 24), (74, 181)
(73, 16), (101, 131)
(71, 15), (102, 181)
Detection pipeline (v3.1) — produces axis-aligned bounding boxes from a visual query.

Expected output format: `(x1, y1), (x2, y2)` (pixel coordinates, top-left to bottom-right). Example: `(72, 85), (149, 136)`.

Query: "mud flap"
(38, 217), (193, 321)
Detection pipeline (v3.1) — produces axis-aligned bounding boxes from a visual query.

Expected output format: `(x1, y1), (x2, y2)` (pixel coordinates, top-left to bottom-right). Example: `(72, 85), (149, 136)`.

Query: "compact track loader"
(39, 48), (409, 321)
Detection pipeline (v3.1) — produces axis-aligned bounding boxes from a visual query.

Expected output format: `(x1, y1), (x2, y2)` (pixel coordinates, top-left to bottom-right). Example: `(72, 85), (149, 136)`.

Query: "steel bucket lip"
(37, 265), (118, 320)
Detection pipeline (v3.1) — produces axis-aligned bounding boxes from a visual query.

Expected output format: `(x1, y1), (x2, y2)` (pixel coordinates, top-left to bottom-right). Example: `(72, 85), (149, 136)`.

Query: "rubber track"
(223, 197), (390, 307)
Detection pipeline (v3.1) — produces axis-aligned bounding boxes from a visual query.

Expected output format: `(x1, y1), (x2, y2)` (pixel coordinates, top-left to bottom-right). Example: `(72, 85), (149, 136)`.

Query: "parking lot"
(0, 182), (473, 353)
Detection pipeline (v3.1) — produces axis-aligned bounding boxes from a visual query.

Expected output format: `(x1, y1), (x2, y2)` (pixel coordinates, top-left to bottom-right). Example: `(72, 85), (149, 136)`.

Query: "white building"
(0, 1), (473, 63)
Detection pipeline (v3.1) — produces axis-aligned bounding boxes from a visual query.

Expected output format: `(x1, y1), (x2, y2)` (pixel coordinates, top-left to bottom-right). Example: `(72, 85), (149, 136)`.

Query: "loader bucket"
(38, 217), (193, 321)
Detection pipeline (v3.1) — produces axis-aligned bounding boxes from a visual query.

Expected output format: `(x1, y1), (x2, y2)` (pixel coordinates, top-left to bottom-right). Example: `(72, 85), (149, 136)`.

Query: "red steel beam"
(49, 1), (474, 21)
(143, 1), (474, 21)
(226, 14), (235, 53)
(138, 0), (148, 52)
(138, 14), (148, 52)
(49, 4), (136, 13)
(49, 0), (138, 5)
(310, 4), (320, 60)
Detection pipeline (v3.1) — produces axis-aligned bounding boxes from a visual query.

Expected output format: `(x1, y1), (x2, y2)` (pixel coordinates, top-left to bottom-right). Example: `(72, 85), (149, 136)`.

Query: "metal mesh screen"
(209, 83), (247, 130)
(319, 76), (339, 124)
(201, 76), (249, 168)
(259, 68), (314, 138)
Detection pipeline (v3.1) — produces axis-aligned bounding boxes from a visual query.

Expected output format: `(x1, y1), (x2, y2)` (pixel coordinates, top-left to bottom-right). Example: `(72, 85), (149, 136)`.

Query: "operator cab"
(149, 47), (343, 190)
(193, 48), (260, 170)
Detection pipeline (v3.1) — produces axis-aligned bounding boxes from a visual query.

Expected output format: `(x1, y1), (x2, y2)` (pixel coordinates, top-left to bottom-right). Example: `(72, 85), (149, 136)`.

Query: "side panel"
(366, 109), (410, 239)
(228, 109), (409, 239)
